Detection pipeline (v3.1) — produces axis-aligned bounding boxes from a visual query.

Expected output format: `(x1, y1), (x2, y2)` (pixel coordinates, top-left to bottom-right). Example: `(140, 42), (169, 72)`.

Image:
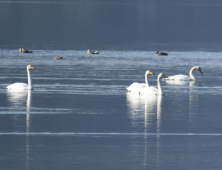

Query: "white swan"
(6, 65), (35, 90)
(140, 73), (168, 95)
(126, 70), (155, 93)
(166, 66), (203, 81)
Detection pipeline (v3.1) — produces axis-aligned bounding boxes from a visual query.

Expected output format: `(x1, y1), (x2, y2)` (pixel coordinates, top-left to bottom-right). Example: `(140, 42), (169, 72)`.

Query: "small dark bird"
(155, 51), (168, 56)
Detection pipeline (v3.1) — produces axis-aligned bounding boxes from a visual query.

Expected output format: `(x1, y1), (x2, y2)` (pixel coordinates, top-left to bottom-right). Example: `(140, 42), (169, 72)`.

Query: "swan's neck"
(157, 76), (163, 94)
(145, 73), (149, 87)
(189, 67), (196, 80)
(27, 68), (33, 89)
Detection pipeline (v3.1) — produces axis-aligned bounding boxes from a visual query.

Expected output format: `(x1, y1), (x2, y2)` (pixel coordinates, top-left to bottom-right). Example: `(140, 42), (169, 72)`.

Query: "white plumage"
(126, 70), (155, 93)
(165, 66), (203, 81)
(6, 65), (35, 90)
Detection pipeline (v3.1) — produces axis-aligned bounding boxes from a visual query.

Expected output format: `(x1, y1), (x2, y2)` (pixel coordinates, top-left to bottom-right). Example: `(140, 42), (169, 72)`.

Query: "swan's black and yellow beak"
(30, 66), (35, 69)
(150, 71), (155, 75)
(163, 74), (168, 78)
(199, 69), (203, 74)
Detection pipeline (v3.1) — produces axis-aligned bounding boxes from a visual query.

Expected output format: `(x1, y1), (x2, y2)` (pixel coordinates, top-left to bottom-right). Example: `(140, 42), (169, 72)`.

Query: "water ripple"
(0, 132), (222, 136)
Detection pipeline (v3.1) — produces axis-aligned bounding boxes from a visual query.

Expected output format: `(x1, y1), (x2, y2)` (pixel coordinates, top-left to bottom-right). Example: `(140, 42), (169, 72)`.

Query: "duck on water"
(155, 51), (168, 56)
(87, 49), (99, 54)
(19, 48), (33, 53)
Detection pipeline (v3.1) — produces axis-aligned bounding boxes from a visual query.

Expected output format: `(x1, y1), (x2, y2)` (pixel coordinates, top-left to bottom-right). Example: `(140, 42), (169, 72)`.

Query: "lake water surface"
(0, 49), (222, 169)
(1, 0), (222, 169)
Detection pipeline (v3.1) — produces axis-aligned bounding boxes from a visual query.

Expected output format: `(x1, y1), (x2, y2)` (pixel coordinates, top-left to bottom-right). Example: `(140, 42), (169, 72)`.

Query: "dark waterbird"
(54, 55), (63, 60)
(155, 51), (168, 56)
(87, 49), (99, 54)
(19, 48), (33, 53)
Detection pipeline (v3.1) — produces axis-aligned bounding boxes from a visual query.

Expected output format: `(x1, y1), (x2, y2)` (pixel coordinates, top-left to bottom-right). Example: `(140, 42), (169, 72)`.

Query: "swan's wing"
(126, 82), (146, 92)
(166, 74), (191, 81)
(6, 83), (29, 90)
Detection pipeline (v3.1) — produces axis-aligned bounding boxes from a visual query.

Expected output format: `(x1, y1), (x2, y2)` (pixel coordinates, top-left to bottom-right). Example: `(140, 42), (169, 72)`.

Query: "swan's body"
(140, 73), (168, 95)
(166, 66), (203, 81)
(155, 51), (168, 56)
(6, 65), (35, 90)
(87, 49), (99, 54)
(126, 70), (155, 93)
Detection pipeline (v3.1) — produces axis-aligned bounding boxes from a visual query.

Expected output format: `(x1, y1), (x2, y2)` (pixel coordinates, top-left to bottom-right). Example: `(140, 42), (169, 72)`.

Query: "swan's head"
(193, 66), (203, 74)
(27, 65), (35, 70)
(158, 73), (168, 79)
(146, 70), (155, 75)
(197, 66), (203, 74)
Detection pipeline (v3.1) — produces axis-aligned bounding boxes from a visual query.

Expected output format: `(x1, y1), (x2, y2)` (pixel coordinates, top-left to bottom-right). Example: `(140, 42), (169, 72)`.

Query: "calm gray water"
(0, 49), (222, 170)
(1, 0), (222, 51)
(1, 0), (222, 169)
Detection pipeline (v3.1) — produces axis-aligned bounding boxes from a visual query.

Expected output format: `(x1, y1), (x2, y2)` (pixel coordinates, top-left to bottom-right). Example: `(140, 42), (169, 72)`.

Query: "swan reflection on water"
(126, 93), (162, 130)
(189, 81), (199, 123)
(126, 93), (163, 167)
(6, 89), (32, 170)
(126, 93), (157, 119)
(6, 89), (32, 108)
(6, 89), (32, 131)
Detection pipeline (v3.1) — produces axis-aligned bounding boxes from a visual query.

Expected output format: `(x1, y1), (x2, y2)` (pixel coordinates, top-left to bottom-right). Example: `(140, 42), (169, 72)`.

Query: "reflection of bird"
(19, 48), (33, 53)
(126, 93), (163, 128)
(140, 73), (168, 95)
(126, 70), (155, 93)
(165, 66), (203, 81)
(6, 65), (35, 90)
(54, 55), (63, 60)
(26, 90), (32, 110)
(126, 93), (158, 119)
(155, 51), (168, 56)
(7, 90), (28, 106)
(26, 90), (32, 170)
(87, 49), (99, 54)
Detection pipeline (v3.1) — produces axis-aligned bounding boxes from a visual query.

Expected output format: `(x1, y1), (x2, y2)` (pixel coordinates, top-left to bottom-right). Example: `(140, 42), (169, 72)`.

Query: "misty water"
(1, 0), (222, 170)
